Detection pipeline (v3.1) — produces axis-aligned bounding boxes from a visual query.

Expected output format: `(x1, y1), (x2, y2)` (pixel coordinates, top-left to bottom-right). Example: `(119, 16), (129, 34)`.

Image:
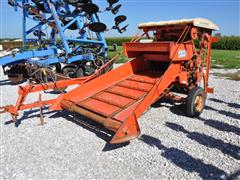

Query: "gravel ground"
(0, 67), (239, 180)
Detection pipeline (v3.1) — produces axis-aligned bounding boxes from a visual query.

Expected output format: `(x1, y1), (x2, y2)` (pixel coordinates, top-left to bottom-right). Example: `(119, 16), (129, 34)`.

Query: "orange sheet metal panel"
(118, 80), (154, 92)
(93, 92), (133, 108)
(170, 42), (194, 61)
(51, 58), (147, 110)
(113, 100), (142, 121)
(128, 74), (157, 84)
(77, 98), (120, 117)
(106, 86), (146, 100)
(124, 42), (173, 58)
(143, 54), (171, 62)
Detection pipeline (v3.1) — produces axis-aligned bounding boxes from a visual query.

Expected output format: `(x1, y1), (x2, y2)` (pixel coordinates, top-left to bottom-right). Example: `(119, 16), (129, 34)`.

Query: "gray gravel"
(0, 67), (240, 180)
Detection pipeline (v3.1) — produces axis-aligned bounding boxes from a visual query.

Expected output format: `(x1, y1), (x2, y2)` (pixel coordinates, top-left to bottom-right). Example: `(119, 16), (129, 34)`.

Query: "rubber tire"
(186, 87), (206, 117)
(76, 67), (84, 77)
(62, 66), (77, 78)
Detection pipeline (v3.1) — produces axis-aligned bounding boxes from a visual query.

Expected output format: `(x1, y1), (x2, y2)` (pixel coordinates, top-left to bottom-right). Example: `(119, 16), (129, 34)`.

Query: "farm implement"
(0, 0), (128, 84)
(1, 18), (219, 144)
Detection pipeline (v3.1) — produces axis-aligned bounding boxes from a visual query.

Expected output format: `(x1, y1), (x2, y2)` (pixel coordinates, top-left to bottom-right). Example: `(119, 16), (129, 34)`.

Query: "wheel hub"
(194, 95), (204, 112)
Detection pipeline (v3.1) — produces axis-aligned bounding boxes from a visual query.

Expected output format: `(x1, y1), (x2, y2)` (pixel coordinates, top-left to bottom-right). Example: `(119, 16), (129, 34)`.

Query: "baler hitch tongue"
(0, 105), (19, 122)
(0, 105), (15, 115)
(0, 107), (6, 114)
(61, 100), (141, 144)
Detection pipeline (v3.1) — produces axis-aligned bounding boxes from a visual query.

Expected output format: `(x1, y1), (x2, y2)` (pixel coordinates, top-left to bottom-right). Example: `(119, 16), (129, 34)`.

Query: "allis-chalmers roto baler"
(1, 18), (219, 144)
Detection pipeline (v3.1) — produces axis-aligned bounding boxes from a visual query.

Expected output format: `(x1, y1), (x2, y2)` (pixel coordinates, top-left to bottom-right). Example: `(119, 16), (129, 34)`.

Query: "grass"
(211, 50), (240, 69)
(108, 46), (130, 63)
(108, 46), (240, 69)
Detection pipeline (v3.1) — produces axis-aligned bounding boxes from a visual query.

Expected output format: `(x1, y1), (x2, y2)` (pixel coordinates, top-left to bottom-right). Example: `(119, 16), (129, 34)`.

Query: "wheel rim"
(63, 67), (77, 78)
(194, 95), (204, 112)
(66, 71), (75, 78)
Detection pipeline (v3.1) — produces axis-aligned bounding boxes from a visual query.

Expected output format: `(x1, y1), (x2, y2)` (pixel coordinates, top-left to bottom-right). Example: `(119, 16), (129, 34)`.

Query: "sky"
(0, 0), (239, 38)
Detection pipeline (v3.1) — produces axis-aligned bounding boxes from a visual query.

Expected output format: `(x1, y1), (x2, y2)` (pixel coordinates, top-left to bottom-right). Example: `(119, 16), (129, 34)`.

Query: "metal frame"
(1, 0), (108, 68)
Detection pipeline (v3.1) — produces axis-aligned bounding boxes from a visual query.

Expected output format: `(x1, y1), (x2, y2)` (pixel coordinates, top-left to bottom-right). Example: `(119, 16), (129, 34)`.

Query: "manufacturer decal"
(178, 50), (187, 58)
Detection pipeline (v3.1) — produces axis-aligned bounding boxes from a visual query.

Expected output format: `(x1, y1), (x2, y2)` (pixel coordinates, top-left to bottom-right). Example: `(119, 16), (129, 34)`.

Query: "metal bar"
(19, 99), (55, 111)
(205, 33), (214, 93)
(18, 77), (87, 94)
(61, 100), (122, 132)
(47, 0), (71, 54)
(22, 0), (27, 48)
(67, 38), (105, 45)
(0, 48), (58, 65)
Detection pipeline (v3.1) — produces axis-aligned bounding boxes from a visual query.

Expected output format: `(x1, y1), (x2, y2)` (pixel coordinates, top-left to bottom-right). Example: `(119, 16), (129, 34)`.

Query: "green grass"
(108, 46), (240, 68)
(108, 46), (130, 64)
(211, 49), (240, 69)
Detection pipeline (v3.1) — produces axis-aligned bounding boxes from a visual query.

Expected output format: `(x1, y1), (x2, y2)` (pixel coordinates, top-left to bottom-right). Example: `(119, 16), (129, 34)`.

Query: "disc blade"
(89, 22), (107, 32)
(35, 2), (50, 13)
(112, 4), (121, 14)
(115, 15), (127, 25)
(107, 0), (119, 6)
(82, 3), (99, 15)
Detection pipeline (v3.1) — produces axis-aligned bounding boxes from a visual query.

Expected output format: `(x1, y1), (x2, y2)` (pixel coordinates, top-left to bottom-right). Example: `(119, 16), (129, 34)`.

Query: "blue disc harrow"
(1, 0), (128, 84)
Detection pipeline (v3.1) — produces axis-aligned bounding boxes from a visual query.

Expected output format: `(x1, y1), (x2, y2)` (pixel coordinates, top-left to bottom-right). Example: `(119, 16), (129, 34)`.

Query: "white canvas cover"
(138, 18), (219, 30)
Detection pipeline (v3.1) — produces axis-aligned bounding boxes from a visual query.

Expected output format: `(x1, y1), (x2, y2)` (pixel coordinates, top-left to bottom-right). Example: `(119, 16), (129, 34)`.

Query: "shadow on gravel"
(198, 117), (240, 136)
(139, 134), (227, 179)
(43, 90), (67, 95)
(228, 170), (240, 180)
(165, 122), (240, 160)
(159, 98), (240, 136)
(152, 97), (240, 121)
(49, 111), (129, 151)
(0, 79), (12, 86)
(0, 79), (26, 86)
(151, 98), (174, 108)
(209, 98), (240, 109)
(151, 98), (187, 116)
(4, 107), (54, 127)
(205, 105), (240, 120)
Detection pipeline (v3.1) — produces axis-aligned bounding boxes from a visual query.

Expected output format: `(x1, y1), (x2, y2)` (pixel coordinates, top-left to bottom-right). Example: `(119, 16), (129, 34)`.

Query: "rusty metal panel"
(77, 98), (120, 117)
(113, 100), (142, 121)
(106, 86), (146, 100)
(93, 92), (133, 108)
(118, 80), (154, 92)
(128, 74), (157, 84)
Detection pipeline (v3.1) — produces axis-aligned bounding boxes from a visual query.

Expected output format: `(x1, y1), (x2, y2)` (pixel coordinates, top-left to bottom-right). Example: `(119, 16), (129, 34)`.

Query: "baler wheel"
(186, 87), (206, 117)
